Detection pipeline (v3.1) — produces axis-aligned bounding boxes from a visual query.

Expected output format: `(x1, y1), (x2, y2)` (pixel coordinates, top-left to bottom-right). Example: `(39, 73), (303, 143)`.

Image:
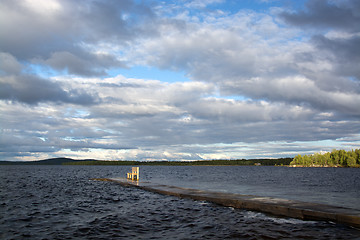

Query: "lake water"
(141, 166), (360, 210)
(1, 165), (359, 239)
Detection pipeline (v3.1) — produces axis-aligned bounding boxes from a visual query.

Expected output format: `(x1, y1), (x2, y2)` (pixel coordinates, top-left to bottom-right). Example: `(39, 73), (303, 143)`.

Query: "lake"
(1, 165), (359, 239)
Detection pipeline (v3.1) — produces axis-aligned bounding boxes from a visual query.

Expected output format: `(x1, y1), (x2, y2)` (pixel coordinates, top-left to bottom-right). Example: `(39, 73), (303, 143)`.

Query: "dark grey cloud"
(35, 51), (126, 77)
(311, 35), (360, 80)
(0, 0), (156, 77)
(280, 0), (360, 32)
(0, 50), (100, 105)
(0, 74), (99, 105)
(0, 52), (22, 75)
(312, 35), (360, 61)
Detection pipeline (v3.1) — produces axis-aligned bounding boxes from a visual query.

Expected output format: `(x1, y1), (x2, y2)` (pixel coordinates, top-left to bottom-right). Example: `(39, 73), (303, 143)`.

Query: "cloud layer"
(0, 0), (359, 161)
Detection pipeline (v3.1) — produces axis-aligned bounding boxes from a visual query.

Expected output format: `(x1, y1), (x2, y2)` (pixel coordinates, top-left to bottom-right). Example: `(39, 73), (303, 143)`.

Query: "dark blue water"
(1, 165), (359, 239)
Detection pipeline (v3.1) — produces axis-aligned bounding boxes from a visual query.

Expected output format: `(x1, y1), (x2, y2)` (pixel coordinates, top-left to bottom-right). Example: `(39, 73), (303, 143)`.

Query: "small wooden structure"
(127, 167), (139, 181)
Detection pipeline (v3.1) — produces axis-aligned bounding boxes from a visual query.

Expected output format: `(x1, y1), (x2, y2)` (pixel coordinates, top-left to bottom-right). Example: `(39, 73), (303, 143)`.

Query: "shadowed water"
(0, 165), (359, 239)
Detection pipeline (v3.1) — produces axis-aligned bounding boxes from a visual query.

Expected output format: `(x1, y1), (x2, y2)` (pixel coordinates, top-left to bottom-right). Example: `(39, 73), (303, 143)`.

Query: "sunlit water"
(1, 165), (359, 239)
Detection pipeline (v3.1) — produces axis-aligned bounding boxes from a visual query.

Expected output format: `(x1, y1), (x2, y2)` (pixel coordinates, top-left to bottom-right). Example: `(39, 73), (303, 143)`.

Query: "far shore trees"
(290, 149), (360, 167)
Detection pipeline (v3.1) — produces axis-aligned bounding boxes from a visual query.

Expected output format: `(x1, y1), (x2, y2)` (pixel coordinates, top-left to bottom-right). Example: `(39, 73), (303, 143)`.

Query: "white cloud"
(184, 0), (224, 9)
(22, 0), (62, 16)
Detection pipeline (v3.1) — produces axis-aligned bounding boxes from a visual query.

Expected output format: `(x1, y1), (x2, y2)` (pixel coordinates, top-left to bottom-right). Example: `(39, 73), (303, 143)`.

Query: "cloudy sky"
(1, 0), (359, 161)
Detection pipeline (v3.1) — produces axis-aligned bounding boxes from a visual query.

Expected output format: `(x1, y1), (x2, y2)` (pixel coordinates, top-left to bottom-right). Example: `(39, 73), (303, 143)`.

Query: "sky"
(0, 0), (360, 161)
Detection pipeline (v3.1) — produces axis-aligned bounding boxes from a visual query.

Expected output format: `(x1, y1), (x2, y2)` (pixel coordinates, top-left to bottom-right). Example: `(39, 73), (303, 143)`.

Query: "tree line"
(64, 158), (293, 166)
(290, 149), (360, 167)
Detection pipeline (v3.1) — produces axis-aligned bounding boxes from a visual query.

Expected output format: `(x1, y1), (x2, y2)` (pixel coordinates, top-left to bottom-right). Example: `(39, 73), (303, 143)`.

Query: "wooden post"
(132, 167), (139, 180)
(127, 167), (139, 181)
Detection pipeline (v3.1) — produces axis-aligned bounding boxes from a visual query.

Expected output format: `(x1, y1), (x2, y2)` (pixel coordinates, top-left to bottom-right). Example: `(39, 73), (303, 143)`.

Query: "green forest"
(290, 149), (360, 167)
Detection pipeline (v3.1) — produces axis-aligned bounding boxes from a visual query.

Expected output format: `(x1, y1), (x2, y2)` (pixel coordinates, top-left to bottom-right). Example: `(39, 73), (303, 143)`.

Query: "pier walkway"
(94, 178), (360, 228)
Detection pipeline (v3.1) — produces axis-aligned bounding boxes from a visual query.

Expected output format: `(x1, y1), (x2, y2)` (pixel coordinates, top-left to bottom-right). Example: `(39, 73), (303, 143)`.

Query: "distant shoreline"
(0, 157), (293, 166)
(2, 150), (359, 167)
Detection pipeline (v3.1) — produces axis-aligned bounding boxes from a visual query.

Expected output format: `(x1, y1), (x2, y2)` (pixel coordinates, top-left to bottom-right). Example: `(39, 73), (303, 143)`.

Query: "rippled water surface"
(142, 166), (360, 210)
(1, 165), (359, 239)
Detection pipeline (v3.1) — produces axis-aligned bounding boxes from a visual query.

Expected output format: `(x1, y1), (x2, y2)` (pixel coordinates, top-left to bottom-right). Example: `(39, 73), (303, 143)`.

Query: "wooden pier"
(95, 177), (360, 229)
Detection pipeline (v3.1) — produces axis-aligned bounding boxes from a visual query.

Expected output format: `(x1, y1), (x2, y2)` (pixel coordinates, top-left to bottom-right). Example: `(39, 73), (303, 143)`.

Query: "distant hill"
(0, 158), (96, 165)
